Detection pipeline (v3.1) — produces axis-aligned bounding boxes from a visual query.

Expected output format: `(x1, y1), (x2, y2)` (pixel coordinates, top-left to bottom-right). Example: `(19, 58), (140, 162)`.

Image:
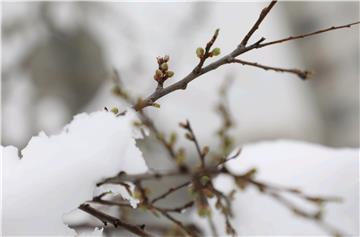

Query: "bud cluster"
(153, 55), (174, 86)
(196, 47), (221, 59)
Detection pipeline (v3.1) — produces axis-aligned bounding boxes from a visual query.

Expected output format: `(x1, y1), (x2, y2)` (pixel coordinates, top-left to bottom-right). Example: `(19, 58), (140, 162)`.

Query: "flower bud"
(166, 71), (174, 78)
(196, 47), (205, 58)
(163, 55), (170, 62)
(152, 103), (161, 108)
(154, 69), (163, 81)
(157, 56), (164, 65)
(160, 63), (168, 71)
(111, 107), (119, 114)
(211, 47), (221, 56)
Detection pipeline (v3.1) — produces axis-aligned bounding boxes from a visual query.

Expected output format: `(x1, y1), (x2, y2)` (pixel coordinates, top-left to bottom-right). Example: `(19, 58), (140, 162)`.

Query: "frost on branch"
(2, 110), (148, 235)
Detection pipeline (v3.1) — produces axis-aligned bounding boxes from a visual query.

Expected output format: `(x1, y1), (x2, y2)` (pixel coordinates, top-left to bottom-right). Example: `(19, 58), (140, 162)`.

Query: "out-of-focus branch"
(79, 204), (152, 237)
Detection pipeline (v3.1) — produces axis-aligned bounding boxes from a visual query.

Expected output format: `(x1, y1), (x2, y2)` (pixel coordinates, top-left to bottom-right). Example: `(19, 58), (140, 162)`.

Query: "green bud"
(200, 176), (210, 186)
(111, 107), (119, 114)
(176, 148), (185, 165)
(169, 132), (177, 146)
(155, 69), (163, 77)
(196, 47), (205, 58)
(152, 103), (161, 108)
(166, 71), (174, 78)
(160, 63), (168, 71)
(202, 146), (209, 157)
(211, 47), (221, 56)
(197, 205), (211, 217)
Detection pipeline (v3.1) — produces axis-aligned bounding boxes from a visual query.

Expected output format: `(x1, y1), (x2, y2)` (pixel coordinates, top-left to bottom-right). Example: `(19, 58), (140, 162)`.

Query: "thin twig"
(231, 58), (311, 79)
(155, 207), (199, 237)
(151, 181), (191, 204)
(258, 21), (360, 48)
(159, 201), (194, 213)
(239, 0), (277, 47)
(79, 204), (152, 237)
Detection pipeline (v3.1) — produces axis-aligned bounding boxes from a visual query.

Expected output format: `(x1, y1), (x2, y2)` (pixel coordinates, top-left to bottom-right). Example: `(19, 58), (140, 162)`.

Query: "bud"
(211, 47), (221, 56)
(179, 122), (188, 129)
(185, 133), (194, 141)
(160, 63), (168, 71)
(202, 146), (209, 157)
(200, 176), (210, 186)
(157, 56), (164, 65)
(176, 151), (185, 165)
(111, 107), (119, 114)
(163, 55), (170, 62)
(166, 71), (174, 78)
(154, 69), (163, 81)
(197, 205), (211, 217)
(152, 103), (161, 108)
(196, 47), (205, 58)
(169, 132), (177, 146)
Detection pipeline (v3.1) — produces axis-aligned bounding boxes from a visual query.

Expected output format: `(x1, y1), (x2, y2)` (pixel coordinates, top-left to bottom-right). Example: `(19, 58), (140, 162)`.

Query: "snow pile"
(2, 110), (148, 235)
(193, 140), (359, 235)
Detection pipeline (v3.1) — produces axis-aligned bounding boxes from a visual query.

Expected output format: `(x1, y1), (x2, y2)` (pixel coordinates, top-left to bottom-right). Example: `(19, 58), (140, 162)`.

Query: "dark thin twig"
(258, 21), (360, 48)
(155, 207), (199, 237)
(151, 181), (191, 204)
(230, 58), (311, 79)
(239, 0), (277, 47)
(79, 204), (152, 237)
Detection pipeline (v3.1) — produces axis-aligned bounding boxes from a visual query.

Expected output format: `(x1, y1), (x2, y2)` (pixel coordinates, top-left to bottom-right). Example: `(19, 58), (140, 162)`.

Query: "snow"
(193, 140), (359, 236)
(1, 110), (148, 235)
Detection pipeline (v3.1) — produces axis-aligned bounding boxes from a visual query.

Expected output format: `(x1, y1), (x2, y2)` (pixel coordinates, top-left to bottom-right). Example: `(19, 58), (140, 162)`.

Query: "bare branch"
(79, 204), (152, 237)
(151, 181), (191, 204)
(239, 0), (277, 47)
(134, 20), (359, 111)
(231, 58), (311, 80)
(258, 21), (360, 48)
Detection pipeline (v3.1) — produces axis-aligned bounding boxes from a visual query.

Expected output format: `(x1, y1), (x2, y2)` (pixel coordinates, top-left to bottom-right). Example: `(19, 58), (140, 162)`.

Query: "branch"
(151, 181), (191, 204)
(159, 201), (194, 213)
(258, 21), (360, 48)
(180, 120), (208, 168)
(154, 207), (199, 237)
(239, 0), (277, 47)
(230, 58), (311, 80)
(79, 204), (152, 237)
(134, 18), (359, 111)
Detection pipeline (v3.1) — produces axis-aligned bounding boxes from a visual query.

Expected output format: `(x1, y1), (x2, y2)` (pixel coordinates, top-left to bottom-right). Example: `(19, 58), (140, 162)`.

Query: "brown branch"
(194, 29), (220, 73)
(180, 120), (207, 168)
(159, 201), (194, 213)
(154, 207), (199, 237)
(239, 0), (277, 47)
(267, 191), (344, 237)
(230, 58), (311, 80)
(138, 110), (189, 172)
(79, 204), (152, 237)
(134, 19), (359, 111)
(258, 21), (360, 49)
(151, 181), (191, 204)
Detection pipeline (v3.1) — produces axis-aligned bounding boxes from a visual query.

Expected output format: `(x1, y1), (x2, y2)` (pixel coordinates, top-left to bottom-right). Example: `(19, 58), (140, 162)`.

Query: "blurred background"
(1, 2), (359, 236)
(1, 2), (359, 149)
